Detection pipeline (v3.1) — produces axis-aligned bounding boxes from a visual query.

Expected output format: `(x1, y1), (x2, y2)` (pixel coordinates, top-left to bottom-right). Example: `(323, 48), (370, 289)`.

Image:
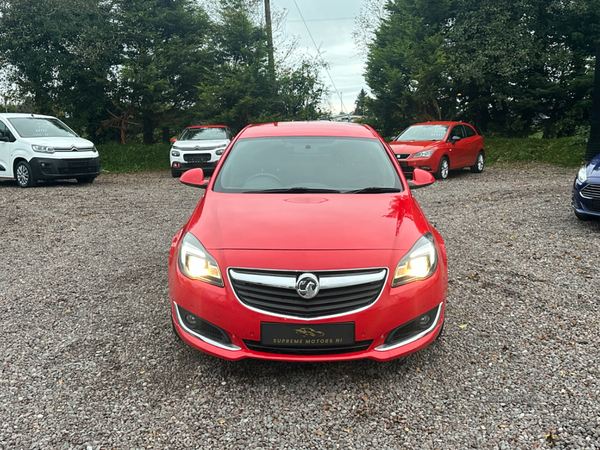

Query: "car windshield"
(213, 136), (403, 193)
(395, 125), (449, 142)
(180, 127), (227, 140)
(8, 118), (78, 138)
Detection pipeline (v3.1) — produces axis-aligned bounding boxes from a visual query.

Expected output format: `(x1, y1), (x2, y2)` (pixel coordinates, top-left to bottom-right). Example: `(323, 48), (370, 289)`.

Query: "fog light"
(419, 166), (431, 171)
(185, 314), (197, 327)
(172, 162), (181, 168)
(419, 314), (431, 327)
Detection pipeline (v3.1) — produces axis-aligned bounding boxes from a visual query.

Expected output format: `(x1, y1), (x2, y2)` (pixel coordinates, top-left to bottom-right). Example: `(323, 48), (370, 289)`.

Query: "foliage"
(98, 142), (170, 173)
(362, 0), (600, 138)
(484, 137), (586, 167)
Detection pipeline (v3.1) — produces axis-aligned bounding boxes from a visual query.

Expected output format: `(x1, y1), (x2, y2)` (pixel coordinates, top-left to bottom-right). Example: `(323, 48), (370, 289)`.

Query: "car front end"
(572, 155), (600, 219)
(25, 139), (101, 181)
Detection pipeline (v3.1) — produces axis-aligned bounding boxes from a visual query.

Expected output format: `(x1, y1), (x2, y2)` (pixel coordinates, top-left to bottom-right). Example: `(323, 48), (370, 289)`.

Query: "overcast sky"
(274, 0), (368, 114)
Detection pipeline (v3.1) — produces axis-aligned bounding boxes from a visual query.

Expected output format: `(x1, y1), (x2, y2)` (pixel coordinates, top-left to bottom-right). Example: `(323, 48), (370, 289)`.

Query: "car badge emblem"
(71, 146), (78, 152)
(195, 145), (201, 150)
(296, 273), (320, 299)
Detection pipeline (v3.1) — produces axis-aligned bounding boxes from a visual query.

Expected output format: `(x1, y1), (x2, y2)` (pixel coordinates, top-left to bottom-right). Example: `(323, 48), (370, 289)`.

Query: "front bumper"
(169, 252), (447, 362)
(395, 156), (433, 177)
(572, 179), (600, 217)
(30, 156), (100, 180)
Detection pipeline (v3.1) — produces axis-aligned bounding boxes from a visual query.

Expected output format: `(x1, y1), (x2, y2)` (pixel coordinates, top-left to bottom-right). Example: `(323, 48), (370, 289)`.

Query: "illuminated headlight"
(171, 150), (180, 157)
(178, 232), (223, 287)
(577, 165), (588, 183)
(392, 233), (438, 287)
(413, 150), (434, 158)
(32, 145), (55, 154)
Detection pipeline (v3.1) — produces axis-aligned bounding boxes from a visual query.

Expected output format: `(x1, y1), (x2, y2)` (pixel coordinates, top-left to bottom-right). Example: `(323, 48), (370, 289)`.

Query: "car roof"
(409, 121), (473, 127)
(0, 113), (57, 119)
(238, 121), (381, 139)
(187, 125), (228, 129)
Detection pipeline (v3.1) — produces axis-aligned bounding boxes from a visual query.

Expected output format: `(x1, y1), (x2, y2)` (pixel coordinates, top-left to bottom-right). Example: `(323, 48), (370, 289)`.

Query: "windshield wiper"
(242, 187), (342, 194)
(345, 187), (402, 194)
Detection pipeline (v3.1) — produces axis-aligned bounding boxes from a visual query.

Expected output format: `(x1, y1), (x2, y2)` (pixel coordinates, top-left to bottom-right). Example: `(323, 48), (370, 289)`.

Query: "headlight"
(413, 150), (434, 158)
(32, 145), (55, 154)
(392, 233), (438, 287)
(577, 165), (588, 183)
(178, 232), (223, 287)
(92, 146), (98, 153)
(171, 150), (180, 157)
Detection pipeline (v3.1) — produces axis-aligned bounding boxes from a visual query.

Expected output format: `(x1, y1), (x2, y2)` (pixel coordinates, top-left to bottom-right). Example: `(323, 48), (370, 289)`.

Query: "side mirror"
(0, 136), (9, 142)
(180, 168), (208, 187)
(171, 138), (178, 144)
(407, 168), (435, 189)
(449, 135), (461, 144)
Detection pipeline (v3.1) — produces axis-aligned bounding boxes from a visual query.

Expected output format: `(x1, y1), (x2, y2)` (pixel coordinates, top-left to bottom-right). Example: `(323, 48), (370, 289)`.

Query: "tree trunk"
(142, 111), (154, 145)
(585, 41), (600, 162)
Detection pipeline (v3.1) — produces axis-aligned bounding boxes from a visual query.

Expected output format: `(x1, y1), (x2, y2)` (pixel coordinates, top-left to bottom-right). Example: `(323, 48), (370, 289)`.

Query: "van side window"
(0, 120), (12, 140)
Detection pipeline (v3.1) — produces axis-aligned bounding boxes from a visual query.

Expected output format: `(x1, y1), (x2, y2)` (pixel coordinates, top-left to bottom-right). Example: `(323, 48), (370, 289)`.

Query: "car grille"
(57, 159), (98, 175)
(581, 183), (600, 199)
(243, 339), (373, 355)
(184, 153), (211, 163)
(395, 154), (410, 160)
(229, 268), (387, 319)
(54, 147), (95, 152)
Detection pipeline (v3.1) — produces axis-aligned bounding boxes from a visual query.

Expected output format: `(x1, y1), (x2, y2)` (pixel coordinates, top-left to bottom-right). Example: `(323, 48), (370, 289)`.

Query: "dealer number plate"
(261, 322), (355, 347)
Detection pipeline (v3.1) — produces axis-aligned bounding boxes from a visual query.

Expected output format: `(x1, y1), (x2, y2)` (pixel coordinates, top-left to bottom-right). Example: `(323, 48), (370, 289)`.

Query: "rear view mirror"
(407, 168), (435, 189)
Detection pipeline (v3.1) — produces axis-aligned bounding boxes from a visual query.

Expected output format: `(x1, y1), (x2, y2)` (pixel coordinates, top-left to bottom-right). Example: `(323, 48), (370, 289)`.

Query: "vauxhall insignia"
(296, 273), (320, 299)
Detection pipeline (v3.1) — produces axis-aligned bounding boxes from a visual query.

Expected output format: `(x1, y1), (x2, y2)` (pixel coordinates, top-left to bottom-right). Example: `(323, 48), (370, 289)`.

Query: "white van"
(0, 113), (101, 188)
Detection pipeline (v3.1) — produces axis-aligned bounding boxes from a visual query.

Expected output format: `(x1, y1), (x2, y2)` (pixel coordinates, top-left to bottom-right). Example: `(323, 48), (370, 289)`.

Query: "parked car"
(572, 153), (600, 220)
(389, 121), (485, 179)
(169, 121), (447, 362)
(169, 125), (233, 177)
(0, 113), (100, 188)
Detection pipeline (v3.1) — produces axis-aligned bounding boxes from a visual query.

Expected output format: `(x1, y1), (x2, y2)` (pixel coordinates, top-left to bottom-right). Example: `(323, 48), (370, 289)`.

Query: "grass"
(97, 141), (170, 173)
(96, 137), (588, 173)
(484, 136), (586, 168)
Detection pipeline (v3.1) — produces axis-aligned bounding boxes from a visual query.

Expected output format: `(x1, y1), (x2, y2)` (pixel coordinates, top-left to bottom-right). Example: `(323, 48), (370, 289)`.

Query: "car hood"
(173, 139), (229, 150)
(20, 136), (94, 148)
(389, 141), (438, 154)
(586, 154), (600, 178)
(188, 191), (425, 251)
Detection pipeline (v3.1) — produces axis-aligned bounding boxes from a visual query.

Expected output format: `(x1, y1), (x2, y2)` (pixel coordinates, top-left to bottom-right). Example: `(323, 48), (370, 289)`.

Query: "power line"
(292, 0), (348, 113)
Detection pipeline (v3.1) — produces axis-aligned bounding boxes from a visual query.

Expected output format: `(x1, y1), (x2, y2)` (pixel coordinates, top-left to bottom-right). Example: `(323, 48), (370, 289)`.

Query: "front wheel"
(435, 156), (449, 180)
(471, 151), (485, 173)
(15, 161), (37, 188)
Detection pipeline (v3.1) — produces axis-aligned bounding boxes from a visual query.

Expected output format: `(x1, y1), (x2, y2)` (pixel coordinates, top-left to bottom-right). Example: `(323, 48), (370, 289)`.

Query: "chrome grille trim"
(580, 183), (600, 199)
(228, 268), (388, 321)
(54, 147), (95, 152)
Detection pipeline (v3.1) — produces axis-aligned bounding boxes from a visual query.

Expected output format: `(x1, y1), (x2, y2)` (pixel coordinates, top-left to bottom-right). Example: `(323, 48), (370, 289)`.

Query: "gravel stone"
(0, 164), (599, 449)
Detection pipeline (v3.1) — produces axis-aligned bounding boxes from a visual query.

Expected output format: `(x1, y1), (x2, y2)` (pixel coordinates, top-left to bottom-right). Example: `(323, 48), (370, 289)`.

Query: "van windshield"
(9, 118), (78, 138)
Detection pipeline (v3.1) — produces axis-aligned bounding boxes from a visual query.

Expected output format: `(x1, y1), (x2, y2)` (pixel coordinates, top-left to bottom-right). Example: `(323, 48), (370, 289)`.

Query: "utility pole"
(264, 0), (275, 78)
(585, 41), (600, 162)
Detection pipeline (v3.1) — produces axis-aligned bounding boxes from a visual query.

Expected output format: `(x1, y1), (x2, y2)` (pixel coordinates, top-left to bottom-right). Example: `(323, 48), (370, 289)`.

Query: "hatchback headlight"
(577, 165), (588, 183)
(178, 232), (223, 287)
(392, 233), (438, 287)
(413, 150), (434, 158)
(171, 150), (180, 157)
(92, 146), (98, 153)
(32, 145), (55, 154)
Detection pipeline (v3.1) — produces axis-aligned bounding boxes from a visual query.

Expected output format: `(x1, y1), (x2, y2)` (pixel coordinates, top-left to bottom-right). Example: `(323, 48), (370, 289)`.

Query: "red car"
(389, 121), (485, 179)
(169, 121), (448, 362)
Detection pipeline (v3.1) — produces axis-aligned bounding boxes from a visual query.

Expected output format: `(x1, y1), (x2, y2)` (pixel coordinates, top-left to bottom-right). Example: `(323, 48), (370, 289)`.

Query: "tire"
(435, 156), (449, 180)
(470, 151), (485, 173)
(76, 176), (96, 184)
(15, 161), (37, 188)
(171, 169), (181, 178)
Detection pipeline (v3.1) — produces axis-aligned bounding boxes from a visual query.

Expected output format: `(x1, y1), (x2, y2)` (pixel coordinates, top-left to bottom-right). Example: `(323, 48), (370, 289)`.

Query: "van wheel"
(76, 176), (96, 184)
(15, 161), (37, 188)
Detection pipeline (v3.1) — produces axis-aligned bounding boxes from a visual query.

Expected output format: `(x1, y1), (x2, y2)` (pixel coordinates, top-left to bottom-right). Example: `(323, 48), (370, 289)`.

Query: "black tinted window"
(450, 125), (466, 139)
(464, 125), (476, 137)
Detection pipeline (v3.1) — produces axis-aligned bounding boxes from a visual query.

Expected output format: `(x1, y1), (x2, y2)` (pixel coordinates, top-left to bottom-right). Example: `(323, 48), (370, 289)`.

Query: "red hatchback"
(169, 122), (448, 361)
(389, 121), (485, 179)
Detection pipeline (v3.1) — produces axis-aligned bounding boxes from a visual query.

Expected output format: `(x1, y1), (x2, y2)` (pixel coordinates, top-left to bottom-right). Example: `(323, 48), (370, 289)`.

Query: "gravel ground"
(1, 163), (599, 450)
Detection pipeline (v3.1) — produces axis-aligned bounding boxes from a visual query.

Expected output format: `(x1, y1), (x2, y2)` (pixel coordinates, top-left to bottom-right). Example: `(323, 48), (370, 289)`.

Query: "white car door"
(0, 120), (14, 178)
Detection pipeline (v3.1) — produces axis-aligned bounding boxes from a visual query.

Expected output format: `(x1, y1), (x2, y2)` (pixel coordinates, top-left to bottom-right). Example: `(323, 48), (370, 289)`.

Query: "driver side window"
(450, 125), (466, 139)
(0, 121), (14, 141)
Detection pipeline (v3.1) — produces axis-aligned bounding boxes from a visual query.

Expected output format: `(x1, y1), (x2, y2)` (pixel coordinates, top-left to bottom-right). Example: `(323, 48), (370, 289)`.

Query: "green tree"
(115, 0), (212, 143)
(353, 89), (369, 115)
